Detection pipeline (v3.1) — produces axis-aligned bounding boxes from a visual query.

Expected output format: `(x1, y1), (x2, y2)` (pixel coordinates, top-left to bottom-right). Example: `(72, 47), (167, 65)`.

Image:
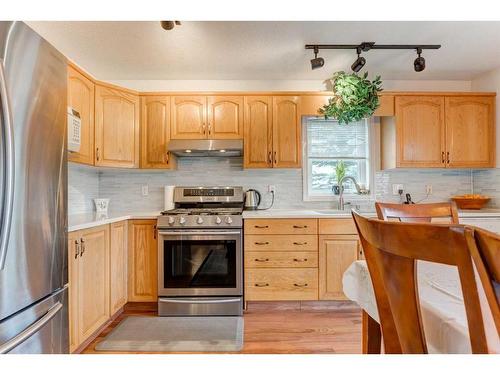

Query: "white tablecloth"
(343, 260), (500, 353)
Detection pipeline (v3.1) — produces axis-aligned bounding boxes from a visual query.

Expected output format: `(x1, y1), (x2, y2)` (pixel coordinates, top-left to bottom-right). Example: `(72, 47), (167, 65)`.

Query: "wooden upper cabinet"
(445, 96), (495, 168)
(128, 220), (158, 302)
(244, 96), (273, 168)
(395, 96), (445, 168)
(140, 96), (175, 169)
(67, 66), (95, 165)
(171, 96), (206, 139)
(95, 85), (140, 168)
(207, 96), (243, 139)
(272, 96), (302, 168)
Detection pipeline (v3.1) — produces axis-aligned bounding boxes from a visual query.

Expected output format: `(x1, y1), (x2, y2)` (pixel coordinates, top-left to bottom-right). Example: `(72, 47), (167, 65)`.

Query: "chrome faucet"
(337, 175), (369, 210)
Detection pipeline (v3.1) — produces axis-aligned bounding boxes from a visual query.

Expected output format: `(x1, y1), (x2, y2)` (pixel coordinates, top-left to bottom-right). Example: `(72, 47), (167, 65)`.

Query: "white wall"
(109, 79), (471, 92)
(472, 66), (500, 167)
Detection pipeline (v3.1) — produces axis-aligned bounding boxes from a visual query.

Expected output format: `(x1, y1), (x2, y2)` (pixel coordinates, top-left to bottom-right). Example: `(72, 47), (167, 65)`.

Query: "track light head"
(160, 21), (181, 31)
(310, 46), (325, 70)
(414, 47), (426, 72)
(351, 48), (366, 73)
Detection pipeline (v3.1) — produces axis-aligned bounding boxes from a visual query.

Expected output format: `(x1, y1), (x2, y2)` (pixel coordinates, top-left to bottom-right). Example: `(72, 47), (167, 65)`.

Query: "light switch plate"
(392, 184), (404, 195)
(142, 184), (149, 197)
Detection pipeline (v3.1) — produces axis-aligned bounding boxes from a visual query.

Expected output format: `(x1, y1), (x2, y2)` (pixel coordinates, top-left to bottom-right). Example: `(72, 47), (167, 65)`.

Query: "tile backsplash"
(70, 158), (500, 215)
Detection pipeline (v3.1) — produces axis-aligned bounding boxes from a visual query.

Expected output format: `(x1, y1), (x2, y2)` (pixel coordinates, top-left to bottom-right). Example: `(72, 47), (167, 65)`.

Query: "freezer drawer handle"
(0, 59), (15, 271)
(0, 302), (63, 354)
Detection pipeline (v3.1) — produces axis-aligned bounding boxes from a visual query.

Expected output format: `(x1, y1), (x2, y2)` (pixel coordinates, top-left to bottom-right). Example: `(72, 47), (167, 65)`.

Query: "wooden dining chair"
(464, 226), (500, 337)
(375, 201), (459, 223)
(352, 211), (489, 354)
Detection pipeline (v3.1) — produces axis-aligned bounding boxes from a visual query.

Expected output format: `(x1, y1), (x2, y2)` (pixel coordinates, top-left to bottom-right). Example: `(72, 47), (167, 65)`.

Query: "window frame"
(302, 116), (376, 202)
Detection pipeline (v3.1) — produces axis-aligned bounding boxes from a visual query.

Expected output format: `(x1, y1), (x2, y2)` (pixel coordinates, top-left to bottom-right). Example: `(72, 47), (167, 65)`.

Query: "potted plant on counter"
(332, 160), (346, 195)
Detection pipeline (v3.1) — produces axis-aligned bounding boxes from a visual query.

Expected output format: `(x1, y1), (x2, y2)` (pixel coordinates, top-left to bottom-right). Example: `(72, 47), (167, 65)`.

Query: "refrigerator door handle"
(0, 59), (15, 271)
(0, 302), (63, 354)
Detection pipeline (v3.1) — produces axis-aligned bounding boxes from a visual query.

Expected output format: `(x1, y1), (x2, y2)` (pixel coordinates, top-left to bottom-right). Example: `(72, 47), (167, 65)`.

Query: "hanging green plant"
(319, 71), (383, 124)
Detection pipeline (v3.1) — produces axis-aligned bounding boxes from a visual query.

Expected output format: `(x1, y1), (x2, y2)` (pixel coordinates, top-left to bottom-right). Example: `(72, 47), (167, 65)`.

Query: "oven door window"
(163, 240), (237, 289)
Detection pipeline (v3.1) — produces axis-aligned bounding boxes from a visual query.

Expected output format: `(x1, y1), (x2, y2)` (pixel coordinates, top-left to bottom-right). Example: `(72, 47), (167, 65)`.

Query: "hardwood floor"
(81, 301), (362, 354)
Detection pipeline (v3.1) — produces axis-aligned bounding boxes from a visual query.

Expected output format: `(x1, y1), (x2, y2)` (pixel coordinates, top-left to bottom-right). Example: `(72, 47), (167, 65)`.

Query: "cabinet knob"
(293, 258), (308, 262)
(79, 238), (85, 257)
(254, 283), (269, 287)
(74, 240), (80, 259)
(293, 283), (308, 287)
(293, 225), (307, 229)
(254, 258), (269, 262)
(254, 225), (269, 229)
(293, 242), (307, 245)
(254, 241), (269, 245)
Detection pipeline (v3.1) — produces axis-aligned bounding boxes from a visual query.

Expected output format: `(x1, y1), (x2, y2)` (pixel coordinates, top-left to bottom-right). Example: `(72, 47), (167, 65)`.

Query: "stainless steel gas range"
(156, 186), (244, 316)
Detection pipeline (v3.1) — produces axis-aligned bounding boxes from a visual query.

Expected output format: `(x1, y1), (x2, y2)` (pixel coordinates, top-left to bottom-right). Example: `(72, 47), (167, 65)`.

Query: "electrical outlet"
(268, 185), (276, 193)
(392, 184), (404, 195)
(425, 185), (433, 195)
(141, 184), (149, 197)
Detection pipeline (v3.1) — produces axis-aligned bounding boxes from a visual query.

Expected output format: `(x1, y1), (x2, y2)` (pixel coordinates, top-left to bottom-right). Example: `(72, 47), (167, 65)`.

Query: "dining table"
(343, 259), (500, 353)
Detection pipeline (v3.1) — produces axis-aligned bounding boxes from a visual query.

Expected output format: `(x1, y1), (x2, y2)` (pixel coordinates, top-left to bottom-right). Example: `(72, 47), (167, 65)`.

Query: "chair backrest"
(465, 226), (500, 336)
(352, 210), (488, 354)
(375, 201), (459, 224)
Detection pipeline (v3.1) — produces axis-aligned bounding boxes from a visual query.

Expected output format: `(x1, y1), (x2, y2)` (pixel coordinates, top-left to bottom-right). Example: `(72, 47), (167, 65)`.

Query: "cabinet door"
(140, 96), (175, 169)
(171, 96), (207, 139)
(319, 235), (360, 300)
(67, 66), (95, 165)
(207, 96), (243, 139)
(243, 96), (273, 168)
(95, 85), (140, 168)
(128, 220), (158, 302)
(272, 96), (302, 168)
(78, 225), (110, 343)
(445, 96), (495, 168)
(110, 221), (128, 315)
(395, 96), (445, 168)
(68, 232), (80, 352)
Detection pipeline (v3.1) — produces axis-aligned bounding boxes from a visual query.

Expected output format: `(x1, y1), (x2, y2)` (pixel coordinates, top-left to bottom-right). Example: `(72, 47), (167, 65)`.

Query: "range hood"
(167, 139), (243, 157)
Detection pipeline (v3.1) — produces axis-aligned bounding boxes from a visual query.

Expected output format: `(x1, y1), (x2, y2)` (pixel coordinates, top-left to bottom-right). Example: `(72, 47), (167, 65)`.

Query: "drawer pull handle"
(254, 258), (269, 262)
(293, 283), (308, 287)
(254, 283), (269, 287)
(293, 225), (308, 229)
(293, 258), (308, 262)
(293, 242), (307, 245)
(254, 241), (269, 245)
(254, 225), (269, 229)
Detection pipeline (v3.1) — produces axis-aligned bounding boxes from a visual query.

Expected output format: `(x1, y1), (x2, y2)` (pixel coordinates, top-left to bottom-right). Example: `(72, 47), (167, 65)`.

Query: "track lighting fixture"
(160, 21), (181, 31)
(305, 42), (440, 72)
(414, 47), (426, 72)
(310, 46), (325, 70)
(351, 48), (366, 73)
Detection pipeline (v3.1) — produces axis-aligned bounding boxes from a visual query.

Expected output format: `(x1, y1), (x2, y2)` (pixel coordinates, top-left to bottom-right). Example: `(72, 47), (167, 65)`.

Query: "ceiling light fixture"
(160, 21), (181, 31)
(351, 47), (366, 73)
(414, 47), (426, 72)
(305, 42), (440, 73)
(310, 46), (325, 70)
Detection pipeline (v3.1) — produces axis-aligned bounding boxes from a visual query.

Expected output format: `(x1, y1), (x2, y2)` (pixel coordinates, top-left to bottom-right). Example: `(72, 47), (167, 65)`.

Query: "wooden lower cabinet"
(110, 221), (128, 315)
(318, 235), (361, 300)
(245, 269), (318, 301)
(68, 224), (110, 352)
(128, 220), (158, 302)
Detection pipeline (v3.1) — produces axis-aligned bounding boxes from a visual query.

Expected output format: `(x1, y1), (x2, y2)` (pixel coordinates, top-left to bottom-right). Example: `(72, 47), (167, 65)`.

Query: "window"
(303, 117), (371, 200)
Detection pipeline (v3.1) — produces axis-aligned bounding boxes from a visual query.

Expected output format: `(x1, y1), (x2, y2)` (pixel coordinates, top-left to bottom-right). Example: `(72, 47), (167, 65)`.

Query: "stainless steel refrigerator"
(0, 21), (68, 354)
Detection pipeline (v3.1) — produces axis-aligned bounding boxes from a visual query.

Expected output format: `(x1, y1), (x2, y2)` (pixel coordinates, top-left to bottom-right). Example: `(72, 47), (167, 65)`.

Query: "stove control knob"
(168, 216), (175, 225)
(225, 216), (233, 225)
(196, 216), (204, 224)
(179, 216), (186, 225)
(215, 216), (222, 225)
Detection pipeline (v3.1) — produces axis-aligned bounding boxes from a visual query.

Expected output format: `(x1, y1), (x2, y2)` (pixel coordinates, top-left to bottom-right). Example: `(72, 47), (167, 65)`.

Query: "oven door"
(158, 229), (242, 297)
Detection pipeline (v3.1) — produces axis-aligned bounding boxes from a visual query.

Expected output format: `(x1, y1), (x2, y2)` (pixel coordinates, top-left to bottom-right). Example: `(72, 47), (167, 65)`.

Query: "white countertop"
(69, 208), (500, 232)
(68, 211), (160, 232)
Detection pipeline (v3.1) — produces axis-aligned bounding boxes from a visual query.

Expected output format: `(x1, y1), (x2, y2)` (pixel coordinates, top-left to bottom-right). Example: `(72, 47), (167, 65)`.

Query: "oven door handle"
(159, 298), (242, 304)
(158, 231), (242, 236)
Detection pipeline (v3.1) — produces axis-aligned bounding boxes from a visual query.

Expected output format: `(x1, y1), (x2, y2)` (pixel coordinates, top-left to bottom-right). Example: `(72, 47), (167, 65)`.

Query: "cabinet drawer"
(319, 218), (357, 235)
(245, 251), (318, 268)
(244, 219), (317, 235)
(245, 268), (318, 300)
(244, 234), (317, 251)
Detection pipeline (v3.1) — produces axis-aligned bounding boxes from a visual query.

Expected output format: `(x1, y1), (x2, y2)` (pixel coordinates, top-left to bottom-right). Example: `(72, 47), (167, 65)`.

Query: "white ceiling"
(27, 21), (500, 81)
